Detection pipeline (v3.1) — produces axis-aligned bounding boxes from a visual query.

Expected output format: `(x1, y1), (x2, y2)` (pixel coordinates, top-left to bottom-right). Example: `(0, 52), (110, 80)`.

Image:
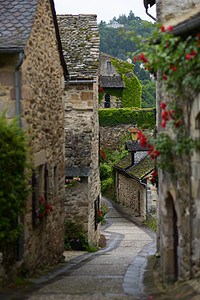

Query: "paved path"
(1, 197), (157, 300)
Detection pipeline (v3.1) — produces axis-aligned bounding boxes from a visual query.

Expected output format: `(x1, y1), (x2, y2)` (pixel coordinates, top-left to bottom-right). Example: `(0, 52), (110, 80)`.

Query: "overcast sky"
(54, 0), (156, 23)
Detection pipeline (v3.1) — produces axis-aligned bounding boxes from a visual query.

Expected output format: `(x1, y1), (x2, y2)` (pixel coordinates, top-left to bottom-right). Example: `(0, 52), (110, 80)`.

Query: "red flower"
(148, 150), (152, 155)
(162, 110), (168, 121)
(172, 66), (176, 72)
(163, 75), (167, 80)
(140, 53), (148, 63)
(154, 150), (160, 156)
(150, 154), (155, 159)
(134, 56), (138, 62)
(166, 43), (169, 48)
(150, 145), (154, 151)
(161, 121), (166, 128)
(45, 209), (50, 214)
(160, 102), (166, 109)
(167, 26), (173, 31)
(161, 26), (165, 32)
(186, 53), (191, 60)
(192, 50), (197, 56)
(140, 53), (145, 60)
(137, 130), (142, 140)
(175, 120), (183, 128)
(39, 212), (43, 218)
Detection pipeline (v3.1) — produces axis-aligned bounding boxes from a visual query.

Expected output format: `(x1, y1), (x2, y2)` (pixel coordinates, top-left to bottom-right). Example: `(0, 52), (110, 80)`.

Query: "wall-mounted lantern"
(130, 125), (139, 141)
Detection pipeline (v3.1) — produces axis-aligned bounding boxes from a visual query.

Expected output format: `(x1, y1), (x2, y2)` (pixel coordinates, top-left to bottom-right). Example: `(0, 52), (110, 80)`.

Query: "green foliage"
(99, 163), (112, 181)
(101, 177), (114, 194)
(145, 214), (157, 231)
(99, 11), (154, 61)
(122, 75), (142, 108)
(141, 80), (156, 108)
(64, 220), (93, 251)
(111, 59), (141, 108)
(98, 234), (107, 248)
(0, 111), (31, 242)
(99, 108), (156, 129)
(134, 25), (200, 180)
(111, 59), (134, 75)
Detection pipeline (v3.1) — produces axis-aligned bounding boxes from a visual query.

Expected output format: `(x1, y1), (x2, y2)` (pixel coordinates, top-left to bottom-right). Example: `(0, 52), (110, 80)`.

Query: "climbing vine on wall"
(0, 111), (32, 243)
(133, 24), (200, 180)
(111, 59), (142, 108)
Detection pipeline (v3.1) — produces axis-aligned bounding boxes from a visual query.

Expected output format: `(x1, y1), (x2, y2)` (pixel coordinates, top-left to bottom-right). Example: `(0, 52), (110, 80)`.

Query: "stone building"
(57, 15), (101, 246)
(0, 0), (67, 286)
(114, 140), (154, 220)
(145, 0), (200, 283)
(98, 52), (125, 108)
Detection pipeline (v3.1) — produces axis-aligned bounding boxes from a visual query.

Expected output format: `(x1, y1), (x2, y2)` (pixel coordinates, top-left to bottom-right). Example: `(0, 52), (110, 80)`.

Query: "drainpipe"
(15, 52), (23, 128)
(140, 180), (148, 220)
(15, 52), (24, 261)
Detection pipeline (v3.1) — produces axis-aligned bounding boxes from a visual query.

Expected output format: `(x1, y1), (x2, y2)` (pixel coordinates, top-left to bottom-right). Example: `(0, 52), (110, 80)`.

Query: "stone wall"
(64, 80), (101, 246)
(100, 124), (133, 151)
(157, 0), (200, 282)
(156, 0), (200, 26)
(0, 0), (66, 284)
(115, 171), (146, 219)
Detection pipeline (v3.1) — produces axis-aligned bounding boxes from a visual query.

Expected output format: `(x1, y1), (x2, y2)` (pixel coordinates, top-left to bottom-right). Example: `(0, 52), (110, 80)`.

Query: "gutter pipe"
(139, 179), (148, 220)
(65, 79), (96, 85)
(15, 51), (24, 261)
(15, 52), (23, 128)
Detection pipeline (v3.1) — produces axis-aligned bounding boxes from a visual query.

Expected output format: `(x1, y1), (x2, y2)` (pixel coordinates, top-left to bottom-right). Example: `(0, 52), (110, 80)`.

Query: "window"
(105, 93), (110, 108)
(107, 61), (111, 74)
(54, 165), (58, 195)
(32, 163), (49, 226)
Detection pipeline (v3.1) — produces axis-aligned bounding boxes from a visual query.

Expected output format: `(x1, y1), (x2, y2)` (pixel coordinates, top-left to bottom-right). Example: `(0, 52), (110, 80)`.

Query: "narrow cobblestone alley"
(1, 197), (157, 300)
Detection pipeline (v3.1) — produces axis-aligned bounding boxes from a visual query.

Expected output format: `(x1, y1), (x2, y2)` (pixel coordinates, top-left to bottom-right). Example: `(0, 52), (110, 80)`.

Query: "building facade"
(57, 14), (101, 246)
(0, 0), (67, 286)
(155, 0), (200, 283)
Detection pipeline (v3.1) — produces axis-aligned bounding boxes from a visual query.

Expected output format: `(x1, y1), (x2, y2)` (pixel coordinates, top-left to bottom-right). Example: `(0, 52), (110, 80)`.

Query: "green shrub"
(0, 111), (31, 242)
(99, 163), (112, 181)
(101, 178), (114, 194)
(99, 107), (156, 128)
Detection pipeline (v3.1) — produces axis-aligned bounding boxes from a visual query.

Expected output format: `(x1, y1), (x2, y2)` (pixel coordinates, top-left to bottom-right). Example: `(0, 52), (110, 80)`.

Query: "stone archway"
(161, 192), (179, 282)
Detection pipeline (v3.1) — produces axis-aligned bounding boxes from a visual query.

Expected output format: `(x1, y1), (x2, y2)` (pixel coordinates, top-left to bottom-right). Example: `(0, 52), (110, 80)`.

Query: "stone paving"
(1, 197), (200, 299)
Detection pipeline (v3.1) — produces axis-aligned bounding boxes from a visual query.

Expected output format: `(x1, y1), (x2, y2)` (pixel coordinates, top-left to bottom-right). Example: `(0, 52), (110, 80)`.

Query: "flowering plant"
(97, 210), (104, 223)
(65, 176), (81, 189)
(39, 196), (53, 219)
(98, 84), (105, 103)
(131, 24), (200, 180)
(100, 149), (106, 162)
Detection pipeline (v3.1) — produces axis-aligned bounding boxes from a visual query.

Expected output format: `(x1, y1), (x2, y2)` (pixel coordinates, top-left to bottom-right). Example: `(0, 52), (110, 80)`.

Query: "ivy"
(0, 111), (31, 242)
(133, 24), (200, 180)
(99, 107), (156, 128)
(111, 59), (141, 108)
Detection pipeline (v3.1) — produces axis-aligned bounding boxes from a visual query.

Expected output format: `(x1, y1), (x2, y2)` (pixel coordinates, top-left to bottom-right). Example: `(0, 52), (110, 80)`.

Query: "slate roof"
(0, 0), (68, 77)
(114, 152), (154, 180)
(99, 76), (125, 88)
(0, 0), (38, 50)
(126, 155), (154, 180)
(125, 140), (151, 152)
(57, 14), (100, 78)
(114, 152), (147, 170)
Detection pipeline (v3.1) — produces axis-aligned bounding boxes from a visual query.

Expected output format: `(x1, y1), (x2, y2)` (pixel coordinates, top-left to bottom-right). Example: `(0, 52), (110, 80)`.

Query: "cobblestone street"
(2, 198), (200, 300)
(1, 197), (158, 300)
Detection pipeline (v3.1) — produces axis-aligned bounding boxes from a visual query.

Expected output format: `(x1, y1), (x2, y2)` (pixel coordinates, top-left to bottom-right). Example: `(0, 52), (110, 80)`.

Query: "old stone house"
(57, 15), (101, 246)
(99, 52), (125, 109)
(0, 0), (67, 286)
(114, 140), (154, 220)
(145, 0), (200, 283)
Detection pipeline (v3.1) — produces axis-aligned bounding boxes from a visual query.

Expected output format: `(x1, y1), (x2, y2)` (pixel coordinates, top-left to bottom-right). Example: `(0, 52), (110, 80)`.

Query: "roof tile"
(0, 0), (38, 49)
(57, 14), (100, 78)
